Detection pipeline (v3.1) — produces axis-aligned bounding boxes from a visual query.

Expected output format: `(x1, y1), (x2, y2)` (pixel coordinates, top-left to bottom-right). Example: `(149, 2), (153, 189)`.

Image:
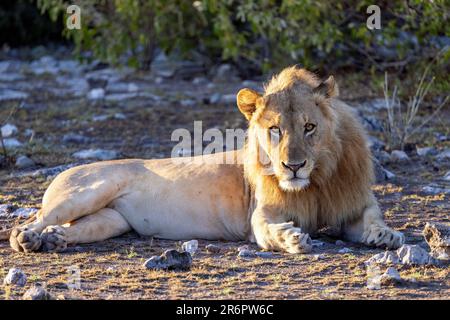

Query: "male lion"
(7, 66), (404, 254)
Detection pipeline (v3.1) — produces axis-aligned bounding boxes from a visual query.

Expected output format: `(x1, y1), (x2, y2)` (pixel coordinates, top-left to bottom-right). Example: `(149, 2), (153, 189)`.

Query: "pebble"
(416, 147), (437, 157)
(143, 249), (192, 271)
(22, 284), (53, 300)
(63, 133), (89, 144)
(87, 88), (105, 100)
(10, 207), (38, 218)
(365, 244), (434, 266)
(436, 149), (450, 160)
(379, 267), (403, 286)
(390, 150), (410, 162)
(3, 268), (27, 287)
(15, 155), (35, 169)
(3, 138), (23, 149)
(335, 240), (345, 246)
(181, 240), (198, 255)
(443, 171), (450, 181)
(422, 185), (450, 195)
(1, 123), (18, 137)
(205, 244), (221, 253)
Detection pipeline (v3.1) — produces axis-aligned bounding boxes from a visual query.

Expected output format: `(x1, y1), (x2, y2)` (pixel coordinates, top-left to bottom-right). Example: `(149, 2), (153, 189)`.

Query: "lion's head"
(237, 66), (343, 192)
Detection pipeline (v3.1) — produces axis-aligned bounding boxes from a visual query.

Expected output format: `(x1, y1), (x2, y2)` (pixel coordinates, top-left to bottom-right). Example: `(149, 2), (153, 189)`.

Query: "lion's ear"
(313, 75), (339, 98)
(237, 88), (261, 120)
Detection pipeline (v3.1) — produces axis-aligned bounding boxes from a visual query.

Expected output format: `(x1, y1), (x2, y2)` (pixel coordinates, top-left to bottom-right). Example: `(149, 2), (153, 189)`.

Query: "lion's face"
(237, 69), (338, 192)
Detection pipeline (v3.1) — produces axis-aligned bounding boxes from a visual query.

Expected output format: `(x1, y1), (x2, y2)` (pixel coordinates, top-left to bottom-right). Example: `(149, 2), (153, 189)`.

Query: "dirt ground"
(0, 53), (449, 300)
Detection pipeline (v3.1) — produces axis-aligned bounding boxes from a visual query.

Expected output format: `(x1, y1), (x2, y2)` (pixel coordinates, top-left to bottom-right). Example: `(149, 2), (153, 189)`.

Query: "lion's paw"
(41, 225), (67, 252)
(270, 222), (312, 254)
(362, 224), (405, 249)
(10, 227), (42, 253)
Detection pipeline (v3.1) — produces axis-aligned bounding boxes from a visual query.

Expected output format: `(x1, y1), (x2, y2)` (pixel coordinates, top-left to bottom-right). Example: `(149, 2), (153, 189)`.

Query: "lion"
(5, 66), (404, 254)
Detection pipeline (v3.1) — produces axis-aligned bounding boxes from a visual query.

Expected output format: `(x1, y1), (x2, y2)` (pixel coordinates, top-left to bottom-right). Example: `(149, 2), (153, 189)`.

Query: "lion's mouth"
(279, 177), (310, 191)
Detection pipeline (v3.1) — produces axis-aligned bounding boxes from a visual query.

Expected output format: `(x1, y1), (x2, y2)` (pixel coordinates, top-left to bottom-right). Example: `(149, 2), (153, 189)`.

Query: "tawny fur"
(6, 66), (405, 254)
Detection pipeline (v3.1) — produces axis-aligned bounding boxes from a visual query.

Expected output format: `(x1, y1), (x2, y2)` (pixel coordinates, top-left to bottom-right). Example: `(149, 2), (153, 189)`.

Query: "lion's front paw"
(362, 224), (405, 249)
(10, 227), (42, 253)
(270, 222), (312, 254)
(41, 225), (67, 252)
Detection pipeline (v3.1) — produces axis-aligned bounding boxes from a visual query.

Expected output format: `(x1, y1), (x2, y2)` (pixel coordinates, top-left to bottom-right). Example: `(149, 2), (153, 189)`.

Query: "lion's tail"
(0, 214), (37, 241)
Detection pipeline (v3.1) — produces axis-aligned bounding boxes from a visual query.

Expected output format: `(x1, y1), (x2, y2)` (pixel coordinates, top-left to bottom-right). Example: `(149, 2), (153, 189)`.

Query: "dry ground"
(0, 59), (449, 299)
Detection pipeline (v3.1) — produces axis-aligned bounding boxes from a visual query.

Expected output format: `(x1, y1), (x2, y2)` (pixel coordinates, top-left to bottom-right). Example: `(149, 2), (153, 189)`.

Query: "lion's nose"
(282, 160), (307, 173)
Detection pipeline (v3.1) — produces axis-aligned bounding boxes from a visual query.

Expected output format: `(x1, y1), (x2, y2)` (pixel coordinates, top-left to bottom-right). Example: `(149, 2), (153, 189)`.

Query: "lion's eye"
(304, 123), (316, 134)
(269, 126), (281, 136)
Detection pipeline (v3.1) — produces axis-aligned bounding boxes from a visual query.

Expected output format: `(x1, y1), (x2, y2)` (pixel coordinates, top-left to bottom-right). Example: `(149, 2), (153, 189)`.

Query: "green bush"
(36, 0), (449, 76)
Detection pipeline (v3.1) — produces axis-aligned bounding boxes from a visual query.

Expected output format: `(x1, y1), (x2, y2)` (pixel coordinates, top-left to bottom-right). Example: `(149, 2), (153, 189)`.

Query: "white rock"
(0, 204), (14, 217)
(181, 240), (198, 255)
(1, 123), (18, 137)
(391, 150), (410, 162)
(237, 245), (256, 258)
(180, 99), (196, 107)
(379, 267), (403, 285)
(22, 284), (53, 300)
(365, 251), (400, 265)
(114, 113), (127, 120)
(3, 138), (23, 149)
(436, 149), (450, 160)
(416, 147), (437, 157)
(15, 155), (35, 169)
(87, 88), (105, 100)
(92, 114), (109, 122)
(384, 169), (396, 179)
(422, 185), (450, 195)
(72, 149), (118, 161)
(11, 207), (38, 218)
(335, 240), (345, 246)
(444, 171), (450, 181)
(3, 268), (27, 286)
(313, 254), (326, 261)
(0, 89), (28, 101)
(397, 244), (432, 265)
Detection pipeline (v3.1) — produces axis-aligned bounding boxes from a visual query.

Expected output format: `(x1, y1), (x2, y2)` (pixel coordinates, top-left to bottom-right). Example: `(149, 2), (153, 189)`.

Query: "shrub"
(35, 0), (449, 74)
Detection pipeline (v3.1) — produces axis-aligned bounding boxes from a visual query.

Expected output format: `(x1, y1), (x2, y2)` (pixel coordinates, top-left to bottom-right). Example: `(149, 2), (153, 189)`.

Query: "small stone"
(180, 99), (196, 107)
(1, 123), (18, 137)
(313, 254), (326, 261)
(422, 185), (450, 195)
(205, 244), (221, 253)
(384, 169), (396, 179)
(11, 207), (38, 218)
(0, 89), (29, 101)
(436, 149), (450, 160)
(63, 133), (89, 144)
(335, 240), (345, 246)
(72, 149), (118, 161)
(379, 267), (403, 286)
(3, 268), (27, 286)
(209, 93), (222, 104)
(376, 150), (391, 163)
(0, 204), (15, 217)
(416, 147), (437, 157)
(238, 249), (257, 258)
(143, 249), (192, 270)
(22, 284), (53, 300)
(181, 240), (198, 255)
(338, 247), (352, 254)
(365, 251), (400, 265)
(397, 244), (432, 265)
(213, 64), (239, 82)
(114, 113), (127, 120)
(15, 155), (35, 169)
(255, 251), (274, 258)
(3, 138), (23, 149)
(390, 150), (410, 162)
(92, 114), (109, 122)
(443, 171), (450, 181)
(24, 129), (34, 137)
(192, 77), (208, 85)
(87, 88), (105, 100)
(220, 94), (236, 104)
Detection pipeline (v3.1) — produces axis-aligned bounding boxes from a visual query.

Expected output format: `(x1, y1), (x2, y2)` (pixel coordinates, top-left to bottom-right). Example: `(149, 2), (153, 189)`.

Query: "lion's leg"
(38, 208), (131, 252)
(251, 206), (312, 254)
(10, 177), (123, 253)
(343, 201), (404, 249)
